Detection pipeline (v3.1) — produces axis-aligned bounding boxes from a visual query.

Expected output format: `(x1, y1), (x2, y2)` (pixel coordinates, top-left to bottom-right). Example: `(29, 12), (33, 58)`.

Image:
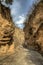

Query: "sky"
(1, 0), (40, 29)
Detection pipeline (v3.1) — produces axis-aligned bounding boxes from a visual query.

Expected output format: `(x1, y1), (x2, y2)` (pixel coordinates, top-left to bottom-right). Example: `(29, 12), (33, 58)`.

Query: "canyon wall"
(24, 1), (43, 55)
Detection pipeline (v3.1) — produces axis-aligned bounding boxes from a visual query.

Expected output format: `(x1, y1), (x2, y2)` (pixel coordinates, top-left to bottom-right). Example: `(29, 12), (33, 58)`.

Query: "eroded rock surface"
(24, 1), (43, 55)
(0, 1), (43, 65)
(0, 3), (25, 57)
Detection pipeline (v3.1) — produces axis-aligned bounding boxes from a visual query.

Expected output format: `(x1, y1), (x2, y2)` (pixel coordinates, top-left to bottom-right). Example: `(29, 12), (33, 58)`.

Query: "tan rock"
(0, 3), (25, 56)
(24, 1), (43, 55)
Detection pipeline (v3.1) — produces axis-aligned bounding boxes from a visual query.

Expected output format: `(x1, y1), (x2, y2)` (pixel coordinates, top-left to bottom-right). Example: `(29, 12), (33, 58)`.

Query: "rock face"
(0, 1), (43, 65)
(24, 1), (43, 55)
(0, 3), (15, 56)
(0, 3), (25, 57)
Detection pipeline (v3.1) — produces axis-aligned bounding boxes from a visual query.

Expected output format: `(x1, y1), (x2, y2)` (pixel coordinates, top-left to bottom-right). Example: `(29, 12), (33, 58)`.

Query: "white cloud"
(16, 24), (25, 29)
(16, 15), (25, 24)
(13, 15), (25, 29)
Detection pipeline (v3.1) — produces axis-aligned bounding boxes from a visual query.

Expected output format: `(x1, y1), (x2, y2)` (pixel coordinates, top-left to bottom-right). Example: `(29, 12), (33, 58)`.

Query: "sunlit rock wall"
(0, 3), (25, 57)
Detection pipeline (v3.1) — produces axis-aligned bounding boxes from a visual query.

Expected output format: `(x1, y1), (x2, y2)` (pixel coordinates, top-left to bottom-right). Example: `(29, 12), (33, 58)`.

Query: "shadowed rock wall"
(24, 1), (43, 55)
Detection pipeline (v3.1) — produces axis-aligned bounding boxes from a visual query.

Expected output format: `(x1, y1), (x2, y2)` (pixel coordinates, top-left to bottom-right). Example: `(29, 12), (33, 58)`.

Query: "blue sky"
(10, 0), (40, 29)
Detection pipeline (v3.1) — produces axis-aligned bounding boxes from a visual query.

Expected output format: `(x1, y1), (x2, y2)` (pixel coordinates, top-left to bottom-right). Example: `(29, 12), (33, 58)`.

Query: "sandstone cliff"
(24, 1), (43, 55)
(0, 1), (43, 65)
(0, 3), (25, 56)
